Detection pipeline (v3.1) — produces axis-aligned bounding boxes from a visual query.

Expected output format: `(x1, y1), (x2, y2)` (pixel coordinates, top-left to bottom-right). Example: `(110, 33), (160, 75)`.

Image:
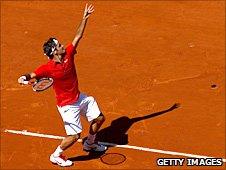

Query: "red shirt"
(34, 44), (80, 106)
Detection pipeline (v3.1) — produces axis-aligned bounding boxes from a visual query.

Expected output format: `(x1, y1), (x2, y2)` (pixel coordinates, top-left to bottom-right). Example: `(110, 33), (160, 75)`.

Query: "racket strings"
(32, 78), (53, 92)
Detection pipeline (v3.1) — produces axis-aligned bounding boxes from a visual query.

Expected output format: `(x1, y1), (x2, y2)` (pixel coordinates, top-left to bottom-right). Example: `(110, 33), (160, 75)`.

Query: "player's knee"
(97, 113), (105, 123)
(101, 114), (105, 123)
(70, 133), (80, 142)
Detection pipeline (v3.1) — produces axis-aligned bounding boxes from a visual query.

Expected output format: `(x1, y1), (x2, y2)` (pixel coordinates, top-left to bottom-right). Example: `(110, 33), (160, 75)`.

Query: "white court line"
(154, 74), (201, 85)
(4, 129), (226, 162)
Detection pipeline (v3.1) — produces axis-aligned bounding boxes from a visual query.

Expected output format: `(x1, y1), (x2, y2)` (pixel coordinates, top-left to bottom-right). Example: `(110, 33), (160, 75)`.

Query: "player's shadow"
(69, 103), (180, 162)
(96, 103), (180, 145)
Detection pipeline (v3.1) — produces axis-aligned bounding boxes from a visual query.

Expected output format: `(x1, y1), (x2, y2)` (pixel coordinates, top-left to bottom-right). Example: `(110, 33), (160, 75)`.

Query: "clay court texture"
(1, 1), (225, 169)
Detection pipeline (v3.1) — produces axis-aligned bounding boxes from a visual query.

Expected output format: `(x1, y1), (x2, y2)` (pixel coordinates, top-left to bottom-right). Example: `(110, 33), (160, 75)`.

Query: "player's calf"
(60, 134), (80, 150)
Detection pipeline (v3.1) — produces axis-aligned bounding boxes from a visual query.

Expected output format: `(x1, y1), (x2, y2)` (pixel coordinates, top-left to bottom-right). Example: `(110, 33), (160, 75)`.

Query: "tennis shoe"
(83, 140), (107, 152)
(50, 154), (73, 167)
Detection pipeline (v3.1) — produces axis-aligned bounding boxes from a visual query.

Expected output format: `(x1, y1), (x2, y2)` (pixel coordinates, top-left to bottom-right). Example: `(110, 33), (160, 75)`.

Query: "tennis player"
(18, 4), (107, 167)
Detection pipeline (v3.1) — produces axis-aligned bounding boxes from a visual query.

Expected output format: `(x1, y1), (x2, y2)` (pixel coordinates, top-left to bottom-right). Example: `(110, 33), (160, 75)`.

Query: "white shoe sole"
(50, 156), (57, 164)
(50, 155), (73, 167)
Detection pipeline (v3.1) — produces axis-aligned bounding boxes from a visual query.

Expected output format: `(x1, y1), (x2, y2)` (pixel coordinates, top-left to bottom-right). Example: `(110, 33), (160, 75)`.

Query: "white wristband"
(20, 76), (29, 85)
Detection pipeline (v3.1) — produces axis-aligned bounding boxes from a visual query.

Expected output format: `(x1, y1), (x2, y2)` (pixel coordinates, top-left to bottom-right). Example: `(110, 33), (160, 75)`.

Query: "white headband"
(49, 39), (58, 55)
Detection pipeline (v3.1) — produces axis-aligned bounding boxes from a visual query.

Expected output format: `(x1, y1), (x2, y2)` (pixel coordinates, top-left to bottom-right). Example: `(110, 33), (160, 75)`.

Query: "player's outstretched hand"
(83, 4), (94, 19)
(18, 76), (28, 85)
(18, 73), (36, 85)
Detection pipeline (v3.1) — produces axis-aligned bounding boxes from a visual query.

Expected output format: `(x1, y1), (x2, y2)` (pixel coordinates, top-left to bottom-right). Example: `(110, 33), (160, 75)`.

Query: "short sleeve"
(34, 64), (49, 79)
(66, 43), (77, 58)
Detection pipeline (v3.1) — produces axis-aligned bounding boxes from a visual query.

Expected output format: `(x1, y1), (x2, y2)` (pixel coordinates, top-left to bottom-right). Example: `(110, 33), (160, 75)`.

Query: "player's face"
(55, 42), (65, 56)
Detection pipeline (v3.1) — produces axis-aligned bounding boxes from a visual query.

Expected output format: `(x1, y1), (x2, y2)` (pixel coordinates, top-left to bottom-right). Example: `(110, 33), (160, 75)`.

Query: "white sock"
(86, 134), (96, 144)
(53, 146), (63, 157)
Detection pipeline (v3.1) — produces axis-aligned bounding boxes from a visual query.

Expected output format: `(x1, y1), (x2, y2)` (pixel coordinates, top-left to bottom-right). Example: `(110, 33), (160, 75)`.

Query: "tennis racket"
(22, 77), (53, 92)
(31, 78), (54, 92)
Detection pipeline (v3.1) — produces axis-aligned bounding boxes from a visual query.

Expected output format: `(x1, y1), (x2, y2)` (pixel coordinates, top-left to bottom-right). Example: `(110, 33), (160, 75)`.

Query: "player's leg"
(87, 112), (105, 144)
(89, 112), (105, 134)
(60, 133), (80, 150)
(50, 104), (82, 167)
(50, 134), (80, 167)
(80, 93), (107, 152)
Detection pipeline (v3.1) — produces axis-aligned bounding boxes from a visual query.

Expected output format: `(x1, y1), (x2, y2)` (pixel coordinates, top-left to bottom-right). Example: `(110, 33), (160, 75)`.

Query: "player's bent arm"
(72, 4), (94, 48)
(18, 72), (36, 85)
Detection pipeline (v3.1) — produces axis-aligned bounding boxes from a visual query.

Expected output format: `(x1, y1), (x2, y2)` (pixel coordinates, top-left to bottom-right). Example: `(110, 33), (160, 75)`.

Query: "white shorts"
(57, 93), (101, 135)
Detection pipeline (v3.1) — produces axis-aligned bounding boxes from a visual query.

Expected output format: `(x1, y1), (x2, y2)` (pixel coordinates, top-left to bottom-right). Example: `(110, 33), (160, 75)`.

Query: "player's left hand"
(18, 76), (28, 85)
(83, 4), (94, 19)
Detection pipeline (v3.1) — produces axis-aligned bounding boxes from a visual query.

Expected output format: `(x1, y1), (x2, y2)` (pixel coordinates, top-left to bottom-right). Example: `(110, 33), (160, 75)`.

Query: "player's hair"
(43, 38), (58, 58)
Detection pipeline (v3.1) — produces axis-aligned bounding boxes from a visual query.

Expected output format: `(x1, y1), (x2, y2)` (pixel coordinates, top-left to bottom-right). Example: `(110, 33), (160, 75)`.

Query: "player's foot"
(83, 140), (107, 152)
(50, 154), (73, 167)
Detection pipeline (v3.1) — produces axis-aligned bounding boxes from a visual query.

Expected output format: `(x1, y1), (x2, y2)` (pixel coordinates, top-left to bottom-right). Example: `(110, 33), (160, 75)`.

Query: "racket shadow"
(96, 103), (180, 145)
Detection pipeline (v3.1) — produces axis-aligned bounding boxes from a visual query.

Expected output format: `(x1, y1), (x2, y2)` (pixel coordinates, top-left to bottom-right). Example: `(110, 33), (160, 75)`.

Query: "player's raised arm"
(72, 4), (94, 48)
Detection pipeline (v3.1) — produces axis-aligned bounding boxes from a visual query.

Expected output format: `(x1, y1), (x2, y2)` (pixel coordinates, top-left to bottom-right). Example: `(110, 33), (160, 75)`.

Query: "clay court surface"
(1, 1), (225, 169)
